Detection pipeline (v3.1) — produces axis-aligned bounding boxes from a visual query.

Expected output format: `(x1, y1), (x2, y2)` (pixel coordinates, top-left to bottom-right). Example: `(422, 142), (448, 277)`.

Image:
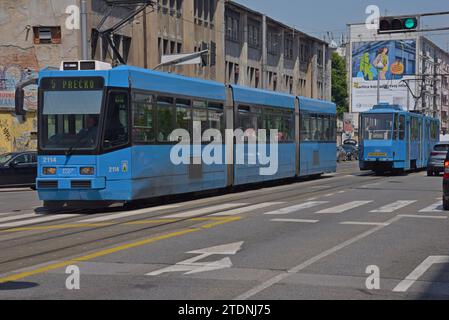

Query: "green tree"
(331, 52), (349, 116)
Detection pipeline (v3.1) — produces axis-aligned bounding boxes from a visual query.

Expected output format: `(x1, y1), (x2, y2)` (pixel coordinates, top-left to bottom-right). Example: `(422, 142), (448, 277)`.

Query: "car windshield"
(0, 153), (14, 164)
(41, 90), (103, 150)
(434, 144), (449, 152)
(362, 113), (393, 140)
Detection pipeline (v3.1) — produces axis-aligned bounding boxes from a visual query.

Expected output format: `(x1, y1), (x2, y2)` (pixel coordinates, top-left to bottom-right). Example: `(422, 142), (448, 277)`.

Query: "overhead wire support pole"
(92, 1), (155, 66)
(80, 0), (88, 60)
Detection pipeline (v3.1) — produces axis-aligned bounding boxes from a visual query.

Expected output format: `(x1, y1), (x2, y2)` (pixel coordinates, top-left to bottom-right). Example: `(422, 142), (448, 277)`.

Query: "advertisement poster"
(351, 40), (416, 112)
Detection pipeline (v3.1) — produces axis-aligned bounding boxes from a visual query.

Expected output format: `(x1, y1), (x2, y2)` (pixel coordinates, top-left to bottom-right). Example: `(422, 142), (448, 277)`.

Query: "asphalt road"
(0, 161), (448, 300)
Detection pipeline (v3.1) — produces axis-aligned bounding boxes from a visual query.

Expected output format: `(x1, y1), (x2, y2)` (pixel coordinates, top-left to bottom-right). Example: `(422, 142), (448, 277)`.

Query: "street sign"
(146, 242), (244, 276)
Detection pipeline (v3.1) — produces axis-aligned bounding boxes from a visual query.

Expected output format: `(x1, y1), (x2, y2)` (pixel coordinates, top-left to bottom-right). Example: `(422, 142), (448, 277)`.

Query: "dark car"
(341, 144), (359, 161)
(0, 152), (37, 188)
(427, 143), (449, 176)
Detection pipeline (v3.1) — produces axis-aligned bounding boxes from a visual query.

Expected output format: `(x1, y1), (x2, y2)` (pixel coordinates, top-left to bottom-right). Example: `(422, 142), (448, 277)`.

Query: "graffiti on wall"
(0, 113), (37, 154)
(0, 48), (39, 110)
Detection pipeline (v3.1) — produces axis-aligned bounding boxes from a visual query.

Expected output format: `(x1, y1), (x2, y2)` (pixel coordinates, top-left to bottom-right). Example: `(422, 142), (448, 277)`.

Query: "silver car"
(427, 143), (449, 176)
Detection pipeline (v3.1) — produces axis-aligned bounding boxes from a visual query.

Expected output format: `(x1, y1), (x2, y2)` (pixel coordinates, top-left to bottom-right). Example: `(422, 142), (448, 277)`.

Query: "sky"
(234, 0), (449, 51)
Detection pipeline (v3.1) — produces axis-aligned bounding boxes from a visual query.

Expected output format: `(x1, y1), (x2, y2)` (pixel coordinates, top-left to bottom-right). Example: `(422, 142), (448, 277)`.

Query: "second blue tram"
(359, 103), (439, 174)
(17, 61), (337, 209)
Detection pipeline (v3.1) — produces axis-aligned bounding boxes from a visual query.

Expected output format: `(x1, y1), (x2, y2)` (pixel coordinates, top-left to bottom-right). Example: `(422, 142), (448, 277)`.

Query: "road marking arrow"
(146, 241), (244, 276)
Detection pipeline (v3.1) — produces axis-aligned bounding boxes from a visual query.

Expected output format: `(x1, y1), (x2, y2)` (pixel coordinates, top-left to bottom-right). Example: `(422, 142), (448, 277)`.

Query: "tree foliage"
(331, 52), (349, 116)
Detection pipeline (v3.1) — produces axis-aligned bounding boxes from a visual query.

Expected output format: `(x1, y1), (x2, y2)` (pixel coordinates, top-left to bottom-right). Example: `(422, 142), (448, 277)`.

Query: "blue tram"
(16, 61), (336, 209)
(359, 103), (439, 174)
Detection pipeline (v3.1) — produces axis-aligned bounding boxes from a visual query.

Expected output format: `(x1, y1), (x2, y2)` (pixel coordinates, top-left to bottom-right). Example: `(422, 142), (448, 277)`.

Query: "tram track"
(0, 168), (390, 274)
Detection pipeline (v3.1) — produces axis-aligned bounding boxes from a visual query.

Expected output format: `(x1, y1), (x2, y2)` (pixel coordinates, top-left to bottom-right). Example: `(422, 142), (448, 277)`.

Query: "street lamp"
(375, 61), (385, 104)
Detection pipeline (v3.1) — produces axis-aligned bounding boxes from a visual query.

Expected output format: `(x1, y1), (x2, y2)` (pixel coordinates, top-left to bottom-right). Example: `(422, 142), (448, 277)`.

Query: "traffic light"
(378, 16), (419, 34)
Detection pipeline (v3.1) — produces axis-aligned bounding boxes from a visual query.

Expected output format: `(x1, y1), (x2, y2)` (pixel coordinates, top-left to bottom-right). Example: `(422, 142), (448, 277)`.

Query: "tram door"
(406, 117), (410, 170)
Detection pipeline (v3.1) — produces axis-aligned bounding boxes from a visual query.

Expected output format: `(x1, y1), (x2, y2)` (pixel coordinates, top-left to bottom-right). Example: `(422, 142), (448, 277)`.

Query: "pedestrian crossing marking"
(370, 200), (417, 213)
(164, 203), (249, 219)
(271, 219), (319, 223)
(211, 202), (285, 216)
(419, 201), (444, 213)
(264, 202), (329, 215)
(79, 204), (181, 223)
(316, 201), (373, 214)
(0, 214), (82, 229)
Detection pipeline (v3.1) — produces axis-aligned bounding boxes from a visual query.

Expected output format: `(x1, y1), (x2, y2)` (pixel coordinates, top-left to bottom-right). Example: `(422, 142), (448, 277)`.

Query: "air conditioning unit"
(60, 60), (112, 71)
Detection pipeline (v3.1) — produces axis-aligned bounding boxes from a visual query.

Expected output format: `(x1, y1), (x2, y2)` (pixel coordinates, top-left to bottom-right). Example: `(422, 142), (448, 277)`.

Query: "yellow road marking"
(0, 216), (241, 284)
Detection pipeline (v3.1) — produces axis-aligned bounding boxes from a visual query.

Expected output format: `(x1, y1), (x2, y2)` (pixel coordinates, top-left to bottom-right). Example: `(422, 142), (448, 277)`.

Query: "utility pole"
(80, 0), (88, 60)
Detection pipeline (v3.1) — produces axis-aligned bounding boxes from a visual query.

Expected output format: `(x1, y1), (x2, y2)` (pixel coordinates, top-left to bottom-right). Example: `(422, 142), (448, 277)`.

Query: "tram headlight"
(43, 167), (57, 175)
(80, 167), (95, 175)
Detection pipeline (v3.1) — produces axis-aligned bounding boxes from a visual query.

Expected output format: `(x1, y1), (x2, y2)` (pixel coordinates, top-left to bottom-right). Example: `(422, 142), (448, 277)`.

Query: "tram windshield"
(361, 113), (393, 140)
(41, 90), (103, 150)
(39, 77), (105, 151)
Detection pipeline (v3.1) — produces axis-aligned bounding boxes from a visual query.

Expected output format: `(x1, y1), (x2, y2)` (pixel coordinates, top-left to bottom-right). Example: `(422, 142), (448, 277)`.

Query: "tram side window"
(176, 98), (191, 134)
(193, 100), (208, 139)
(322, 115), (331, 141)
(411, 117), (419, 141)
(157, 96), (175, 143)
(208, 102), (225, 137)
(310, 115), (321, 141)
(263, 108), (294, 143)
(301, 114), (336, 142)
(238, 105), (262, 143)
(300, 113), (310, 141)
(398, 115), (405, 140)
(133, 93), (154, 143)
(103, 92), (129, 149)
(282, 110), (294, 142)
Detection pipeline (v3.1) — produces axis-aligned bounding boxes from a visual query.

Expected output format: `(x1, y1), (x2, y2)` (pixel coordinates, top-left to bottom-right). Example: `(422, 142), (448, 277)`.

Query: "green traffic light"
(404, 18), (417, 29)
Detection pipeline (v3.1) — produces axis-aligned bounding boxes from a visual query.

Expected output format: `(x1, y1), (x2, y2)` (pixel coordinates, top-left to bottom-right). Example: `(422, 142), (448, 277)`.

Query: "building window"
(284, 37), (294, 60)
(226, 13), (240, 42)
(33, 26), (61, 44)
(195, 0), (215, 25)
(248, 21), (261, 48)
(267, 30), (280, 55)
(158, 0), (183, 16)
(300, 43), (310, 63)
(317, 48), (323, 66)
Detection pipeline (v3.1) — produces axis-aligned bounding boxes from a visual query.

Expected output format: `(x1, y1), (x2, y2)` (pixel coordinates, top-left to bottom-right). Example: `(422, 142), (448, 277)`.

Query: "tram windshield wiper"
(65, 133), (89, 156)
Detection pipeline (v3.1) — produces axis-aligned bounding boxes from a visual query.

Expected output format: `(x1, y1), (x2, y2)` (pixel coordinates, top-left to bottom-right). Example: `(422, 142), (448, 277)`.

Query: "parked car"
(427, 143), (449, 176)
(337, 146), (346, 162)
(0, 152), (37, 188)
(341, 144), (359, 161)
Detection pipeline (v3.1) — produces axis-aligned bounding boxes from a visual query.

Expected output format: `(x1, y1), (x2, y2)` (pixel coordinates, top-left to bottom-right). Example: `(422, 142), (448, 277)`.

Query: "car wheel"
(444, 197), (449, 211)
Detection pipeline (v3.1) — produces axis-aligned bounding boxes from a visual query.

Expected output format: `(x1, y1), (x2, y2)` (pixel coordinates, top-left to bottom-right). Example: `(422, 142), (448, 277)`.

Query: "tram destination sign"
(41, 77), (104, 91)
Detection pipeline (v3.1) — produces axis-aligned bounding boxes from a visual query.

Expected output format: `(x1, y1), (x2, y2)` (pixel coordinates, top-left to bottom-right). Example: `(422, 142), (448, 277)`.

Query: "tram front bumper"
(36, 177), (106, 190)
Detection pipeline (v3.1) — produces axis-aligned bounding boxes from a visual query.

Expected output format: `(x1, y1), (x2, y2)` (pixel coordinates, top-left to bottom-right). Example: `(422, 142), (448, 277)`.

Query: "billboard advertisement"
(351, 40), (416, 112)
